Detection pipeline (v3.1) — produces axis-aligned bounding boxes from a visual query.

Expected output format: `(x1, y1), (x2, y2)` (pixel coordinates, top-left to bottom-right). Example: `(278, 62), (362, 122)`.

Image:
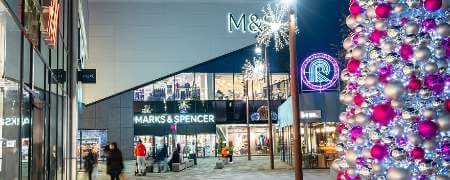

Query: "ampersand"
(248, 14), (262, 33)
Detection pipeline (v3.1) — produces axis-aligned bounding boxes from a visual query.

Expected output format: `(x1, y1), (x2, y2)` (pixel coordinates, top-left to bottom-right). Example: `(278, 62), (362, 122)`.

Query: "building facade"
(0, 0), (87, 179)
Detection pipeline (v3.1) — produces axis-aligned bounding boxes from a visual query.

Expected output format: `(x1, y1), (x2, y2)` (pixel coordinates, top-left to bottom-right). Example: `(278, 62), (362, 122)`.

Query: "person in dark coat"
(84, 148), (98, 180)
(168, 143), (181, 171)
(107, 142), (124, 180)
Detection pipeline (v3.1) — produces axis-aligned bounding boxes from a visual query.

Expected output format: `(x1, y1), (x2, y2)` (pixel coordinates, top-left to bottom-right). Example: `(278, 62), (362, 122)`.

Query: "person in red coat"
(134, 139), (147, 176)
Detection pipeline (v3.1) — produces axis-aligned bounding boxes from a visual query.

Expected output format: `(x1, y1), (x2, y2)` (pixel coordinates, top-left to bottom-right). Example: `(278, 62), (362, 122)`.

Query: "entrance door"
(31, 97), (44, 180)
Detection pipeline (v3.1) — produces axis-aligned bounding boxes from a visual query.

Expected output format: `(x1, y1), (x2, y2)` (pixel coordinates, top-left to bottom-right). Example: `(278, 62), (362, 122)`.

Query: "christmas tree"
(334, 0), (449, 179)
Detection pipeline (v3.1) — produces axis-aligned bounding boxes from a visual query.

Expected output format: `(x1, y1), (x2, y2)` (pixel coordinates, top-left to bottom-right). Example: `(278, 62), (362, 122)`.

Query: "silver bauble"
(438, 114), (450, 131)
(388, 28), (399, 38)
(436, 175), (450, 180)
(391, 100), (402, 108)
(365, 74), (378, 87)
(355, 136), (367, 145)
(372, 163), (384, 174)
(418, 161), (433, 174)
(381, 41), (395, 54)
(346, 168), (357, 178)
(385, 54), (398, 64)
(346, 15), (358, 29)
(362, 149), (372, 158)
(392, 125), (404, 136)
(423, 140), (436, 151)
(352, 46), (365, 60)
(355, 113), (368, 124)
(384, 81), (403, 99)
(408, 134), (422, 146)
(345, 150), (358, 165)
(435, 47), (447, 59)
(423, 108), (437, 119)
(339, 112), (347, 122)
(404, 36), (417, 44)
(387, 167), (409, 180)
(402, 110), (413, 121)
(419, 88), (431, 98)
(360, 166), (371, 177)
(437, 23), (450, 37)
(424, 62), (438, 74)
(355, 14), (366, 24)
(393, 4), (405, 13)
(391, 148), (406, 161)
(414, 46), (431, 61)
(402, 65), (414, 76)
(343, 37), (353, 50)
(339, 135), (347, 142)
(375, 21), (387, 31)
(406, 0), (420, 7)
(340, 93), (353, 104)
(382, 136), (395, 145)
(366, 7), (376, 18)
(370, 131), (381, 141)
(405, 22), (420, 35)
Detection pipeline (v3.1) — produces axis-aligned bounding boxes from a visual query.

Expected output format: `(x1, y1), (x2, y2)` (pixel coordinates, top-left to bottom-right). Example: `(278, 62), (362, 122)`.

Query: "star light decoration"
(242, 56), (266, 81)
(179, 100), (190, 114)
(256, 3), (291, 51)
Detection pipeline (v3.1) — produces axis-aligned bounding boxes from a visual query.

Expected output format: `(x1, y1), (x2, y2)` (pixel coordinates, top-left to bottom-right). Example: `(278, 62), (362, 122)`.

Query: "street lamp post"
(245, 80), (251, 161)
(264, 46), (275, 170)
(288, 12), (303, 180)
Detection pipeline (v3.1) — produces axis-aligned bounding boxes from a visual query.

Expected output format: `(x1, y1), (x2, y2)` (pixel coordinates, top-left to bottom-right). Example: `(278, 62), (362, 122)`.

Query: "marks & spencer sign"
(134, 114), (215, 125)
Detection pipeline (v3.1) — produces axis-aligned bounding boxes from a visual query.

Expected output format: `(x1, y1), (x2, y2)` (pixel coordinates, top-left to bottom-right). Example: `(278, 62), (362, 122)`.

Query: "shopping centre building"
(78, 0), (347, 170)
(0, 0), (88, 179)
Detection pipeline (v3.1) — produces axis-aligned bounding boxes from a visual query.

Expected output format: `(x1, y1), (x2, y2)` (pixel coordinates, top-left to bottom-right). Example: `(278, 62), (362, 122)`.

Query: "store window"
(271, 74), (289, 100)
(214, 74), (234, 100)
(194, 73), (213, 100)
(174, 73), (195, 100)
(77, 130), (108, 169)
(152, 77), (174, 101)
(233, 74), (245, 100)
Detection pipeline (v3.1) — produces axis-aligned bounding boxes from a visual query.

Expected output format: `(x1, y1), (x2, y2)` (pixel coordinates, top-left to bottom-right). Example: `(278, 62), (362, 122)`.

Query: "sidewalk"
(77, 156), (331, 180)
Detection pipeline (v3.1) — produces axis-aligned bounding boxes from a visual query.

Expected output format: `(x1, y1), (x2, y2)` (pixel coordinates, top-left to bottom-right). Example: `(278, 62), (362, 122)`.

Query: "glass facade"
(0, 0), (84, 179)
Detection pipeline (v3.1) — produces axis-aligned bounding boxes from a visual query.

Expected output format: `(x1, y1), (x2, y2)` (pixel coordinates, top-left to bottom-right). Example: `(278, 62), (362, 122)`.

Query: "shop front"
(76, 129), (108, 169)
(277, 93), (340, 169)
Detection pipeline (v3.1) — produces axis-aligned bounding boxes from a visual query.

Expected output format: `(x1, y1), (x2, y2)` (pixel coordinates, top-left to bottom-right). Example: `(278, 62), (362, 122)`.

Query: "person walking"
(134, 139), (147, 176)
(228, 141), (234, 163)
(84, 148), (98, 180)
(107, 142), (124, 180)
(168, 143), (181, 171)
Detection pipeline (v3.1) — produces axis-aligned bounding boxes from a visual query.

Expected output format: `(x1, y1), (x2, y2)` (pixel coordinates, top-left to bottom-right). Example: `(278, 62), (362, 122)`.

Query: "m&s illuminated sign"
(134, 113), (215, 125)
(228, 13), (262, 33)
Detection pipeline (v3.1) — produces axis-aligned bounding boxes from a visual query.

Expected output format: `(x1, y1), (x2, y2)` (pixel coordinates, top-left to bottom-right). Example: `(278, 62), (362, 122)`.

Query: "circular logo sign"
(301, 53), (339, 91)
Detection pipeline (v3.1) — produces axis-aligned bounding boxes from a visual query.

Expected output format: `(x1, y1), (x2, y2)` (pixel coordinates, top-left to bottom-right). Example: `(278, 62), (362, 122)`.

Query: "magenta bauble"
(350, 126), (363, 141)
(337, 123), (345, 133)
(399, 44), (414, 60)
(370, 30), (387, 45)
(375, 3), (391, 18)
(418, 120), (438, 139)
(349, 3), (364, 15)
(410, 147), (425, 160)
(408, 78), (422, 91)
(422, 19), (437, 30)
(424, 0), (442, 12)
(373, 104), (395, 126)
(424, 74), (444, 94)
(445, 99), (450, 112)
(347, 59), (360, 74)
(353, 93), (365, 106)
(371, 144), (388, 160)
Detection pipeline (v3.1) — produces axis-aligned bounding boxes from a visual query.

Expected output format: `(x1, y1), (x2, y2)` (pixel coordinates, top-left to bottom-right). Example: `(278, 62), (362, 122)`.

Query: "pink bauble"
(399, 44), (414, 61)
(408, 78), (422, 91)
(347, 59), (360, 74)
(410, 147), (425, 160)
(445, 99), (450, 112)
(422, 19), (437, 30)
(371, 144), (388, 160)
(353, 93), (365, 106)
(375, 3), (391, 18)
(350, 126), (363, 141)
(337, 123), (345, 133)
(349, 3), (364, 16)
(418, 120), (438, 139)
(424, 0), (442, 12)
(370, 30), (387, 45)
(400, 18), (409, 25)
(373, 104), (395, 126)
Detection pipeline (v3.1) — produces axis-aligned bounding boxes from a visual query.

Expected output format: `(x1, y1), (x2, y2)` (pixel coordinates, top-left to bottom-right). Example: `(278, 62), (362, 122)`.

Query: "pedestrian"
(84, 148), (98, 180)
(228, 141), (234, 163)
(107, 142), (124, 180)
(168, 143), (181, 171)
(134, 139), (147, 176)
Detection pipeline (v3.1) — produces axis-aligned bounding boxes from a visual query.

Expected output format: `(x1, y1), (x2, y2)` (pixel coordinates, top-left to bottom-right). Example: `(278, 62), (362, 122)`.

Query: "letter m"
(228, 13), (246, 33)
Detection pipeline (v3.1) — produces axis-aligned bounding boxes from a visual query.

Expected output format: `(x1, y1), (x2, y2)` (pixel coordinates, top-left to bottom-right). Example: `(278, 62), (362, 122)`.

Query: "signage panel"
(78, 69), (96, 83)
(301, 53), (339, 92)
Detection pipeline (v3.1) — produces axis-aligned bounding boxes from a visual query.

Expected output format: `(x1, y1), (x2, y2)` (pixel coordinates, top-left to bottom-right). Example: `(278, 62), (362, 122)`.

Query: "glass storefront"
(76, 129), (108, 169)
(0, 0), (83, 179)
(218, 125), (273, 156)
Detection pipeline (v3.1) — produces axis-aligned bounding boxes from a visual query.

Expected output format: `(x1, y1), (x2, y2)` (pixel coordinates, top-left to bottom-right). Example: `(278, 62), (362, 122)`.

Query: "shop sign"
(0, 117), (31, 126)
(227, 13), (261, 33)
(300, 110), (321, 120)
(41, 0), (60, 48)
(78, 69), (96, 83)
(301, 53), (339, 91)
(134, 113), (215, 125)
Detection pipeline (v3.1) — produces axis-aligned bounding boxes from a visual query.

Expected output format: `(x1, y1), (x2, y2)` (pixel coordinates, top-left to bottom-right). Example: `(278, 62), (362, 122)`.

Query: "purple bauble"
(371, 144), (388, 160)
(350, 126), (363, 140)
(442, 141), (450, 156)
(418, 120), (439, 139)
(356, 157), (366, 165)
(399, 44), (414, 61)
(424, 74), (444, 94)
(422, 19), (437, 30)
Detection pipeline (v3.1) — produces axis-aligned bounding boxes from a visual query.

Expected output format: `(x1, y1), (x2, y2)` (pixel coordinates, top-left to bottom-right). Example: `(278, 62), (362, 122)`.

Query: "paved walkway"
(77, 156), (331, 180)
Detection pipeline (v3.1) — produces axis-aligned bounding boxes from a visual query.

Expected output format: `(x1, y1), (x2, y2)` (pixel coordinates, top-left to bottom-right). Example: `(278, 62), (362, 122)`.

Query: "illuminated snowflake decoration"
(242, 56), (266, 81)
(178, 100), (190, 114)
(256, 3), (290, 51)
(141, 105), (152, 114)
